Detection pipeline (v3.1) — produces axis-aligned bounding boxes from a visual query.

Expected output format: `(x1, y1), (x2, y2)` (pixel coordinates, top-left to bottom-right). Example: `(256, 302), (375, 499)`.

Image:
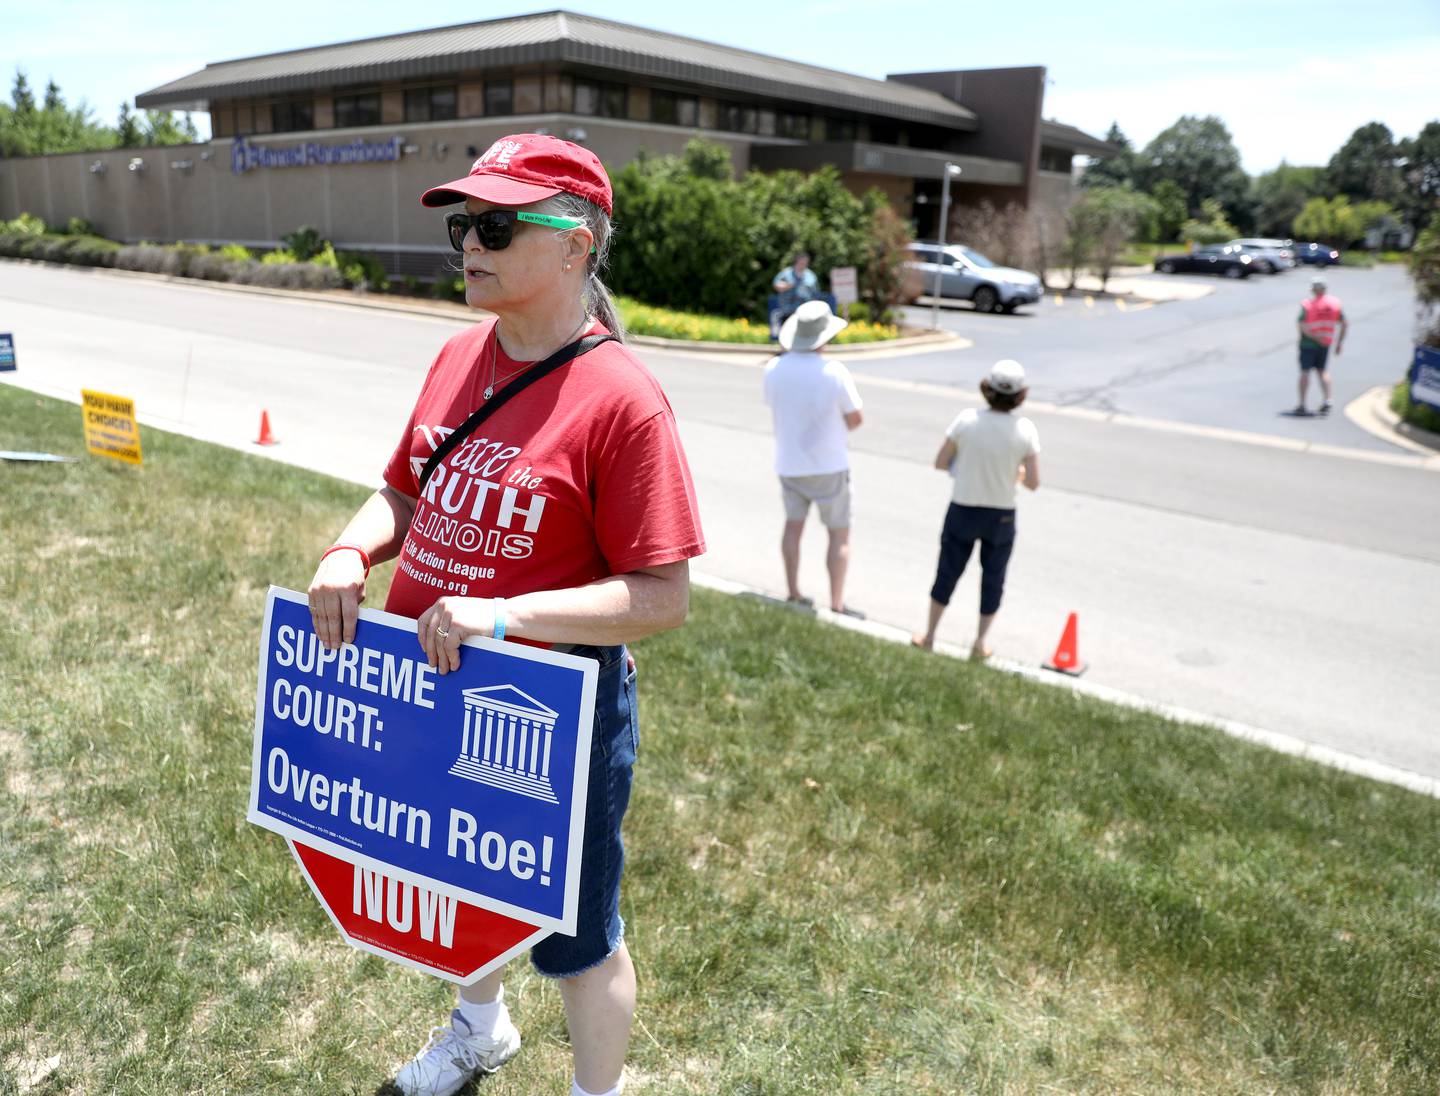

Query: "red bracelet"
(321, 543), (371, 577)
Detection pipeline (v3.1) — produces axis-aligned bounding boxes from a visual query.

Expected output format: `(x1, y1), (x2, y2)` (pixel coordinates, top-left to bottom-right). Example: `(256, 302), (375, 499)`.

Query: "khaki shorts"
(779, 471), (851, 528)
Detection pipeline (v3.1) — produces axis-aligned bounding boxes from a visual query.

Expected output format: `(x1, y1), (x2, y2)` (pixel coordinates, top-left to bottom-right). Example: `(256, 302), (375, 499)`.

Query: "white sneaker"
(393, 1008), (521, 1096)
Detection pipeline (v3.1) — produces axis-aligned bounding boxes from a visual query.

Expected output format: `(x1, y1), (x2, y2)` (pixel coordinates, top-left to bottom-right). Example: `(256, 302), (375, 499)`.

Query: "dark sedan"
(1295, 242), (1342, 266)
(1154, 245), (1254, 279)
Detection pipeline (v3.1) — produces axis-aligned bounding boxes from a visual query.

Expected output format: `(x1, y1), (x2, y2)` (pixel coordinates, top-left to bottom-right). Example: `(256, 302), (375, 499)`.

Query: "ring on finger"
(437, 626), (450, 638)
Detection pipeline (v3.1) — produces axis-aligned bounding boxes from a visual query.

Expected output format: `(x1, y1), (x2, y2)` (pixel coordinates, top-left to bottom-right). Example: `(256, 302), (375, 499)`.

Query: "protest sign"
(81, 389), (142, 465)
(288, 839), (549, 984)
(249, 587), (598, 934)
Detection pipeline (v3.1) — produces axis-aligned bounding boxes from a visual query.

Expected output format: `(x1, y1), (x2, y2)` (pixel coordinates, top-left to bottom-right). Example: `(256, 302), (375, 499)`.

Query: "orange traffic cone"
(1043, 612), (1087, 676)
(254, 410), (278, 446)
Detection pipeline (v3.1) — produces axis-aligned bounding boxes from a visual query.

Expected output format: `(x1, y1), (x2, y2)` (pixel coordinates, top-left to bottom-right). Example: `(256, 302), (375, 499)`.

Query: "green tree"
(1326, 122), (1401, 204)
(1180, 197), (1238, 245)
(1249, 163), (1324, 238)
(1410, 212), (1440, 348)
(1145, 180), (1188, 242)
(116, 101), (142, 147)
(1080, 122), (1138, 190)
(1069, 186), (1158, 289)
(0, 71), (115, 157)
(1397, 121), (1440, 231)
(1136, 115), (1249, 224)
(1292, 195), (1392, 247)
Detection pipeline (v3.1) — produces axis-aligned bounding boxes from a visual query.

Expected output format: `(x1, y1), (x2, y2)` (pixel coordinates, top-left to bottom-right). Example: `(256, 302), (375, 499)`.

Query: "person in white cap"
(763, 299), (865, 615)
(912, 359), (1040, 658)
(1295, 275), (1347, 416)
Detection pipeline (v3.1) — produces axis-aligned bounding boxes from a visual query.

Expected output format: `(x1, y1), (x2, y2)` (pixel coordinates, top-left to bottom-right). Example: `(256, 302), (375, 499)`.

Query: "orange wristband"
(321, 543), (371, 577)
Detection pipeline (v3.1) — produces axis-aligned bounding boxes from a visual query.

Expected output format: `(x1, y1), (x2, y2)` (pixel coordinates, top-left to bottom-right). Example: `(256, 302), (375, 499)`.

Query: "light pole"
(931, 162), (962, 330)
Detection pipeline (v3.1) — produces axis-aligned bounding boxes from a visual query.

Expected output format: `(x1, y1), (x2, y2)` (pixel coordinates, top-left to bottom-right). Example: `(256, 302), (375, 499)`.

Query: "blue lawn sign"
(0, 333), (15, 371)
(1410, 345), (1440, 414)
(248, 587), (598, 934)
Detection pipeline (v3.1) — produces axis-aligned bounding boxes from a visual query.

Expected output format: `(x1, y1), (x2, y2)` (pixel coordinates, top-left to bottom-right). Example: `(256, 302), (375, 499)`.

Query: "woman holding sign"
(307, 134), (705, 1096)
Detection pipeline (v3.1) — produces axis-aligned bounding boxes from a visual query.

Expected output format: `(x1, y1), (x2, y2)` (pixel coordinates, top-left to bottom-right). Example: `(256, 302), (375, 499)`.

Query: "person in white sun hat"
(763, 299), (865, 616)
(912, 359), (1041, 659)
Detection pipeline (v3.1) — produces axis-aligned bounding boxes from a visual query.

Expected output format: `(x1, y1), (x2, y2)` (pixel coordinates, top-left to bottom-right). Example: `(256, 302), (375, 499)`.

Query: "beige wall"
(0, 118), (815, 252)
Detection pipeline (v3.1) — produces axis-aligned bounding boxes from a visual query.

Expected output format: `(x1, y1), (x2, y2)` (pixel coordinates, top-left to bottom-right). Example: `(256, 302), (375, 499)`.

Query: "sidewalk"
(1043, 265), (1215, 301)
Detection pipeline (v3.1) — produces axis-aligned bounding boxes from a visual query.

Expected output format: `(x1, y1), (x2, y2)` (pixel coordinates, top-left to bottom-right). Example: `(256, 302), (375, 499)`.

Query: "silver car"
(904, 242), (1043, 313)
(1228, 237), (1296, 273)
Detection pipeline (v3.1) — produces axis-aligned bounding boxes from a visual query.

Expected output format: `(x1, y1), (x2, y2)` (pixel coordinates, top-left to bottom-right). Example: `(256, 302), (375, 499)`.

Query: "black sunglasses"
(444, 209), (584, 252)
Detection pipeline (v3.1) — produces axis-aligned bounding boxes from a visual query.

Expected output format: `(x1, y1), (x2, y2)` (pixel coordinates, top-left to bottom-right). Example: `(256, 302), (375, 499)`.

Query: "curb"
(688, 572), (1440, 801)
(1345, 385), (1440, 456)
(2, 257), (953, 354)
(629, 328), (962, 356)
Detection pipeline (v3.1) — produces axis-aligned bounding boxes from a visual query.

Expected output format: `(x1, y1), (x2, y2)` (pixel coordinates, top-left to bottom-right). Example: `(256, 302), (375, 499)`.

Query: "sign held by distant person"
(0, 333), (15, 371)
(80, 389), (142, 465)
(248, 587), (599, 934)
(1411, 346), (1440, 413)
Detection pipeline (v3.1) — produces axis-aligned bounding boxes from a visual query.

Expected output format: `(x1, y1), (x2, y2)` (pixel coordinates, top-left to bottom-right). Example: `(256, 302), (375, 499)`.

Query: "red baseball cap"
(420, 133), (612, 215)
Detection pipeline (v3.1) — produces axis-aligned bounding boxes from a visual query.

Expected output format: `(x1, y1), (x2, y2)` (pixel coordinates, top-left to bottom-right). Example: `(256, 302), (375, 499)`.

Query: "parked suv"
(903, 242), (1042, 313)
(1228, 238), (1296, 273)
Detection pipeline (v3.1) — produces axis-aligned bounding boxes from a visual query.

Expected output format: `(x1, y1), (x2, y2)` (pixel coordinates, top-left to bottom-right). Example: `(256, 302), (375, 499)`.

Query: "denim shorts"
(528, 643), (638, 979)
(1299, 343), (1330, 371)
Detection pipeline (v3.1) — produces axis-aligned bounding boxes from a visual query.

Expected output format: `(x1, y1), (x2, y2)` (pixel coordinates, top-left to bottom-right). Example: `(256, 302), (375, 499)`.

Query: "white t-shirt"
(763, 351), (863, 476)
(946, 407), (1041, 508)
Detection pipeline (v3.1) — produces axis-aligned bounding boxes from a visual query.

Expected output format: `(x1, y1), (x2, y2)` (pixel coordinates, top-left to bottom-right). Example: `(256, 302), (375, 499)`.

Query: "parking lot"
(889, 261), (1416, 450)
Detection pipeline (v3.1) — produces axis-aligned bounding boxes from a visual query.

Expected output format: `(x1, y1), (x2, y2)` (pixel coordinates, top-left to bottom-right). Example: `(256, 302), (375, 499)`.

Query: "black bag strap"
(418, 332), (617, 493)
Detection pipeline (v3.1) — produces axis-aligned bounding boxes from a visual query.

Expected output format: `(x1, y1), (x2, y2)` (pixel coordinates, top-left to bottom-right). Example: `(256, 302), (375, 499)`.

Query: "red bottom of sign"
(290, 841), (550, 983)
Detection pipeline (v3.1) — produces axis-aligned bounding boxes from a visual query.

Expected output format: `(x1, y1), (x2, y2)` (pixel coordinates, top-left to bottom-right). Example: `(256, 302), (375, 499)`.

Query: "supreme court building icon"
(450, 684), (561, 805)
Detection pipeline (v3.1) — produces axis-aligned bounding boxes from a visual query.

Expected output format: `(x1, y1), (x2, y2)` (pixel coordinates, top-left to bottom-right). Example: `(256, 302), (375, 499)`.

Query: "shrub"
(429, 274), (465, 301)
(65, 235), (120, 267)
(280, 225), (327, 262)
(1390, 381), (1440, 432)
(261, 248), (298, 265)
(337, 250), (390, 291)
(216, 243), (253, 262)
(2, 213), (47, 236)
(64, 216), (97, 236)
(116, 245), (183, 275)
(243, 260), (344, 290)
(308, 242), (340, 269)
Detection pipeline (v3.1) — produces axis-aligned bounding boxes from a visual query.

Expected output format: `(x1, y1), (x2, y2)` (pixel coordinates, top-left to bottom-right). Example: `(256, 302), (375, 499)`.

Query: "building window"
(757, 109), (776, 137)
(573, 79), (628, 119)
(406, 86), (458, 123)
(718, 102), (758, 134)
(334, 92), (380, 128)
(484, 79), (514, 116)
(271, 98), (314, 133)
(1039, 145), (1073, 173)
(824, 116), (857, 142)
(777, 111), (810, 139)
(650, 89), (699, 127)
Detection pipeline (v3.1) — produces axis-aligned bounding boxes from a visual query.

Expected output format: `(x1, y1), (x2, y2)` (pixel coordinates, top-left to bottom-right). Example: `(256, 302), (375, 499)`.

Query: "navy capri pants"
(929, 504), (1017, 615)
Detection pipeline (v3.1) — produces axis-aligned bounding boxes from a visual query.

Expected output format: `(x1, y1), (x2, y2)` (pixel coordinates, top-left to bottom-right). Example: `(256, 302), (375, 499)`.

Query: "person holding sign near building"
(306, 134), (704, 1096)
(1295, 275), (1347, 416)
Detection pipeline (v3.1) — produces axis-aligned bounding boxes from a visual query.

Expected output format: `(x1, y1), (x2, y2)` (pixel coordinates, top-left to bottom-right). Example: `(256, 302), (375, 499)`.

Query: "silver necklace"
(483, 314), (591, 400)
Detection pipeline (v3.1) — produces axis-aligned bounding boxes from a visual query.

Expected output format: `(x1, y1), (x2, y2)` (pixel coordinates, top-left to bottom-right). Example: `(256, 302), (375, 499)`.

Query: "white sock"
(571, 1080), (622, 1096)
(455, 984), (505, 1037)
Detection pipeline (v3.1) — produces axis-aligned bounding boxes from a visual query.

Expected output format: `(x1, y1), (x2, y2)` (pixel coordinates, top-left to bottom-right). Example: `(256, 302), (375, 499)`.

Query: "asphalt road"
(893, 262), (1417, 451)
(3, 262), (1437, 783)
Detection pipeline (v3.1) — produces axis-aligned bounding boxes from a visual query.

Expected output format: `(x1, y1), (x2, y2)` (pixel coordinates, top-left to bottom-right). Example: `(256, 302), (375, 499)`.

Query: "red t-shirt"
(382, 318), (705, 621)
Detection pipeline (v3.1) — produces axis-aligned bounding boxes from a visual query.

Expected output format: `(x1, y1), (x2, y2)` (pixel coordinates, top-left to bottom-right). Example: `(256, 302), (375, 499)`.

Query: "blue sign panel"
(248, 587), (598, 934)
(231, 135), (404, 175)
(1410, 345), (1440, 414)
(0, 332), (14, 372)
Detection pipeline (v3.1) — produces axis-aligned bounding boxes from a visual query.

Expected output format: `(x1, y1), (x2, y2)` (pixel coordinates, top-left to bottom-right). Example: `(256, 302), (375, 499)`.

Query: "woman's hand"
(417, 597), (496, 674)
(309, 550), (368, 650)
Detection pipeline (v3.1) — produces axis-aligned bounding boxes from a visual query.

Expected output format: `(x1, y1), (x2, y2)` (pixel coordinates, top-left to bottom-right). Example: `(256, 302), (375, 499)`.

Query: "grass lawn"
(2, 385), (1439, 1095)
